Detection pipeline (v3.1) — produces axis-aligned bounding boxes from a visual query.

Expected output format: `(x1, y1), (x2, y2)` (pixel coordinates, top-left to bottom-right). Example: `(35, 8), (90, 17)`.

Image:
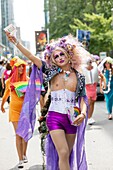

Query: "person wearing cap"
(1, 57), (29, 168)
(4, 32), (92, 170)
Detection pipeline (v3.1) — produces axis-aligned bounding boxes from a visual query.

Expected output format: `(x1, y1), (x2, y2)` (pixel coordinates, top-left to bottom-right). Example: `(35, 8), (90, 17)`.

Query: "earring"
(69, 60), (71, 64)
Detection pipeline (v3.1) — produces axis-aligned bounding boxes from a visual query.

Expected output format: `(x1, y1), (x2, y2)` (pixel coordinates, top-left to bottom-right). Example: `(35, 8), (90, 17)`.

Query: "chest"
(50, 72), (77, 92)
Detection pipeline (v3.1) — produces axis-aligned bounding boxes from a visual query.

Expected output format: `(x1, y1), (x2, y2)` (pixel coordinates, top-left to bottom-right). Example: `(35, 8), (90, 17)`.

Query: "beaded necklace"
(103, 68), (112, 94)
(58, 68), (71, 81)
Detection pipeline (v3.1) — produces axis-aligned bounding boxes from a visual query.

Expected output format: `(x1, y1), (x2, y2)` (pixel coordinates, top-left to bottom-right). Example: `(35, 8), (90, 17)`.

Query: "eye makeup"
(54, 52), (65, 59)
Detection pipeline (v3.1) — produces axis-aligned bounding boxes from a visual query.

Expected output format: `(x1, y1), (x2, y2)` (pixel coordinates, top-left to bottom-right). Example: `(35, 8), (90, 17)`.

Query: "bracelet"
(14, 39), (19, 46)
(81, 113), (86, 118)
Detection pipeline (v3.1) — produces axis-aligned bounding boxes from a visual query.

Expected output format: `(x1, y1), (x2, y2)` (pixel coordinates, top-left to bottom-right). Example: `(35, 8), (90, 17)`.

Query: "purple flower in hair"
(44, 36), (75, 67)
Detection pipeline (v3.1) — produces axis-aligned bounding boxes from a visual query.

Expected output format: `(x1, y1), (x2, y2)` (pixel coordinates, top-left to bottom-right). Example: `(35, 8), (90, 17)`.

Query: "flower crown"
(44, 36), (75, 60)
(44, 35), (92, 71)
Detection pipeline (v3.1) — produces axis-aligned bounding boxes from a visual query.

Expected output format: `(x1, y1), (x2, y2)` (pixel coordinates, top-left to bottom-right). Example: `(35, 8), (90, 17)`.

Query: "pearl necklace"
(103, 69), (112, 94)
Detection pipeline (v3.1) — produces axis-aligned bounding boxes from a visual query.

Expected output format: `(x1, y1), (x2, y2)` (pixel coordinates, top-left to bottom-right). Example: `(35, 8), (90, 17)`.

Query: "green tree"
(48, 0), (88, 39)
(47, 0), (113, 39)
(70, 13), (113, 55)
(46, 0), (113, 55)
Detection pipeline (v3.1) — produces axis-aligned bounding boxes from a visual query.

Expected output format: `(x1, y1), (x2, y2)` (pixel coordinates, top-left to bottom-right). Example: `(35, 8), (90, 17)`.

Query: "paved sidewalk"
(0, 99), (113, 170)
(0, 101), (44, 170)
(86, 101), (113, 170)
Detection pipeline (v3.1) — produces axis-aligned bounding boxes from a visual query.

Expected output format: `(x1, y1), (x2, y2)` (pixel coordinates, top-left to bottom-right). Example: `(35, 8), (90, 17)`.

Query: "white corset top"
(49, 89), (76, 114)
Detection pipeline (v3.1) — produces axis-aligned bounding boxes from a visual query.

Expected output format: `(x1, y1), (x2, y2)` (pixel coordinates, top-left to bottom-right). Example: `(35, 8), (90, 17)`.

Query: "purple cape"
(16, 64), (43, 142)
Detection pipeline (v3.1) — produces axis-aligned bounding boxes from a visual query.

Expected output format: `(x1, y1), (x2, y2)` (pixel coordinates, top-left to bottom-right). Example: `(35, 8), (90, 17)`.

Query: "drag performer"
(5, 31), (91, 170)
(98, 57), (113, 120)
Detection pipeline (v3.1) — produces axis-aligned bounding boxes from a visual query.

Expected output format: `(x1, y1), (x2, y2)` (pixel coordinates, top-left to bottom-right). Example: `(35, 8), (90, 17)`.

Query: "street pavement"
(0, 98), (113, 170)
(86, 100), (113, 170)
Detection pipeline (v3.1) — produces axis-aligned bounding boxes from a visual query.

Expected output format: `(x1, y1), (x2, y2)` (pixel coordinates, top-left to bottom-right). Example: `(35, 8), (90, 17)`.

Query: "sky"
(13, 0), (45, 53)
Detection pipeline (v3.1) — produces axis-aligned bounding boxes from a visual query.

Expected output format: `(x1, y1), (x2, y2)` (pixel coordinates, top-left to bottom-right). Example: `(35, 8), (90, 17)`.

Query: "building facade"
(0, 0), (15, 57)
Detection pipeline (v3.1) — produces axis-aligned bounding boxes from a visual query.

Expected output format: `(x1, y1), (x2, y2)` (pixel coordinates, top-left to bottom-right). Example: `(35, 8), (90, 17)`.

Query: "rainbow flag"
(74, 106), (81, 117)
(13, 80), (45, 97)
(35, 79), (45, 91)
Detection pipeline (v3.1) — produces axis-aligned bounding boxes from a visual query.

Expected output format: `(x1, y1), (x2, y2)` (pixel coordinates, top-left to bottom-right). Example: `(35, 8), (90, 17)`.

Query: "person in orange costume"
(1, 57), (29, 169)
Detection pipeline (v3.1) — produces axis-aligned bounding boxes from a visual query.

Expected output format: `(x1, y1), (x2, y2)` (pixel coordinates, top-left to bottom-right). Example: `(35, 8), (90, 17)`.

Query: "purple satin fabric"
(16, 64), (43, 142)
(46, 111), (77, 134)
(76, 96), (88, 170)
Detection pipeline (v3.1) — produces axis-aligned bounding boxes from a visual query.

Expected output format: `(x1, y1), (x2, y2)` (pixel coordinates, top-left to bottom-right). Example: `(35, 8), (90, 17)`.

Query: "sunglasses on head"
(54, 52), (65, 59)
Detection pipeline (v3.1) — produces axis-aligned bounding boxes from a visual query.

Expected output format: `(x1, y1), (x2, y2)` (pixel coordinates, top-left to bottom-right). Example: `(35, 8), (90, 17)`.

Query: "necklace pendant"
(63, 74), (68, 81)
(62, 69), (71, 81)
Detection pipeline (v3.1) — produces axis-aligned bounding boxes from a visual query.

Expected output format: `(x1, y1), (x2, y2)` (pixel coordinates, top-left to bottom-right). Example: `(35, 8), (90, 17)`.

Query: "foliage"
(45, 0), (113, 55)
(48, 0), (88, 38)
(47, 0), (113, 36)
(70, 13), (113, 54)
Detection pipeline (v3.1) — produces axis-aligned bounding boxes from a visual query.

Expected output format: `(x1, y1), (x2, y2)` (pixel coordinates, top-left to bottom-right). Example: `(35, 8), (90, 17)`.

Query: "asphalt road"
(86, 99), (113, 170)
(0, 98), (113, 170)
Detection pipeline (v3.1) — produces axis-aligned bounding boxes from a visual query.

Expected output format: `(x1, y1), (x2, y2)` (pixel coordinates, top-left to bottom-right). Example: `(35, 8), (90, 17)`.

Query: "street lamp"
(111, 8), (113, 28)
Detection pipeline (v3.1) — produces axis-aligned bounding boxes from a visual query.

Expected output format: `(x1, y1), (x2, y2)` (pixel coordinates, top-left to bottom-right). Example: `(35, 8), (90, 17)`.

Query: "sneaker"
(108, 114), (112, 120)
(18, 160), (24, 168)
(88, 118), (95, 125)
(23, 155), (28, 163)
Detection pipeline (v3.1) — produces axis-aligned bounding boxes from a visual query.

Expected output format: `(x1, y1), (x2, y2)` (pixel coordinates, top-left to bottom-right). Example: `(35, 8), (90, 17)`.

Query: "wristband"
(81, 113), (86, 118)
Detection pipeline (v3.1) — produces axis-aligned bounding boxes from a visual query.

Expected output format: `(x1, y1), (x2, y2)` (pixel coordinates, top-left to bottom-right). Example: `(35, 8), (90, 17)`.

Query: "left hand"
(73, 113), (85, 126)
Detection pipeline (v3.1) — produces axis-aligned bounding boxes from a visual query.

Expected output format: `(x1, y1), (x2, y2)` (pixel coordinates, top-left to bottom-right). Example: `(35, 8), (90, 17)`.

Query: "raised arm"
(5, 31), (42, 69)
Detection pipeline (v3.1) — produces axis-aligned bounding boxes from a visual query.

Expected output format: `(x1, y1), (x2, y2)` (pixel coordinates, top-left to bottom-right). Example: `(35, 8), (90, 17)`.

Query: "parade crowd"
(0, 31), (113, 170)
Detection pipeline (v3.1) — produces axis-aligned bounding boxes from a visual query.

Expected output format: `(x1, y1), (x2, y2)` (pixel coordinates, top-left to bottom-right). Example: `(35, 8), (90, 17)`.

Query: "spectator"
(0, 60), (5, 97)
(1, 62), (12, 103)
(98, 57), (113, 120)
(82, 58), (99, 125)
